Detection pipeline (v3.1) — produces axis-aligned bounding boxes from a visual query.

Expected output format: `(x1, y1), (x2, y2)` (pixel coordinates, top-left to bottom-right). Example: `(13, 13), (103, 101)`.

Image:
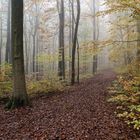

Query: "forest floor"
(0, 70), (139, 140)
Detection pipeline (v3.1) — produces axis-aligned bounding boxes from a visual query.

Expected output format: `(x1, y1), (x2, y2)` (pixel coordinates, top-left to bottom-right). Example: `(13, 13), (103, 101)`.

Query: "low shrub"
(108, 71), (140, 130)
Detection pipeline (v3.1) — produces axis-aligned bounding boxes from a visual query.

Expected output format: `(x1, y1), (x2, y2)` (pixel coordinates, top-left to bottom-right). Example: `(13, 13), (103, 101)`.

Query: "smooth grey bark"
(71, 0), (80, 85)
(24, 20), (29, 74)
(6, 0), (29, 109)
(5, 0), (12, 63)
(69, 0), (72, 81)
(70, 0), (80, 83)
(57, 0), (65, 80)
(92, 0), (98, 74)
(77, 40), (80, 83)
(32, 33), (36, 73)
(32, 28), (39, 75)
(0, 17), (2, 65)
(136, 20), (140, 72)
(137, 20), (140, 62)
(71, 0), (75, 42)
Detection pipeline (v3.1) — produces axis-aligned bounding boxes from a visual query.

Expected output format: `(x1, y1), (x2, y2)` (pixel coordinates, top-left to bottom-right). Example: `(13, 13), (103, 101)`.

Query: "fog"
(0, 0), (139, 81)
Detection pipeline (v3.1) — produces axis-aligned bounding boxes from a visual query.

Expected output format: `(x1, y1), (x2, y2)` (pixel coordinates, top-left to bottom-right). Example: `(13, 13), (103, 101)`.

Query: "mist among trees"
(0, 0), (140, 139)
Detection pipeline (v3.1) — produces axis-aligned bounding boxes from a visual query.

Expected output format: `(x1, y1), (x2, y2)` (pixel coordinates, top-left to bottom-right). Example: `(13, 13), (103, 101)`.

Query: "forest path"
(0, 70), (137, 140)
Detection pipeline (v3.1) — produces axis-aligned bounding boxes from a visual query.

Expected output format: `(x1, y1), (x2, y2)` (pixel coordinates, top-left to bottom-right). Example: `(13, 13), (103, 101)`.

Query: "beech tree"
(71, 0), (81, 85)
(57, 0), (65, 80)
(5, 0), (11, 63)
(7, 0), (29, 109)
(92, 0), (98, 74)
(0, 16), (2, 65)
(137, 20), (140, 62)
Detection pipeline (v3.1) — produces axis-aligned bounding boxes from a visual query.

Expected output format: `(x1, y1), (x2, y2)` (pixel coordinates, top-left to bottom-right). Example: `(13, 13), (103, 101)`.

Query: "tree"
(5, 0), (11, 63)
(136, 19), (140, 73)
(68, 0), (72, 80)
(100, 0), (140, 68)
(57, 0), (65, 80)
(6, 0), (29, 109)
(92, 0), (98, 74)
(71, 0), (81, 85)
(0, 16), (2, 65)
(32, 2), (39, 74)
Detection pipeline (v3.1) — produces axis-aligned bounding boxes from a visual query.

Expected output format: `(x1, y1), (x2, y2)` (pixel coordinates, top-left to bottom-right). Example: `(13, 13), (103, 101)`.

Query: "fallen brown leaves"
(0, 70), (139, 140)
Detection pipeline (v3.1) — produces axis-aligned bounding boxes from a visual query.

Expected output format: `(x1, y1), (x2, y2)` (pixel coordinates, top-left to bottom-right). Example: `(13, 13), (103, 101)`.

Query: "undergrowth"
(27, 78), (64, 96)
(108, 61), (140, 130)
(0, 63), (12, 97)
(0, 64), (64, 99)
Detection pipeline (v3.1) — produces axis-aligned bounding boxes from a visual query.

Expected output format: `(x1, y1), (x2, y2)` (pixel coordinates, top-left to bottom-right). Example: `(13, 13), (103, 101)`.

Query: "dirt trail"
(0, 70), (138, 140)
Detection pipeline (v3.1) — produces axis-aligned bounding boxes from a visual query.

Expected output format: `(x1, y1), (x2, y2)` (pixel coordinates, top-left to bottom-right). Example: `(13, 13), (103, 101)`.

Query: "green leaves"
(108, 73), (140, 130)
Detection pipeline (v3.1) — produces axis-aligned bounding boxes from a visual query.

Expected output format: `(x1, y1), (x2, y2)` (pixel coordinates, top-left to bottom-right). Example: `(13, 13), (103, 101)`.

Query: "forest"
(0, 0), (140, 139)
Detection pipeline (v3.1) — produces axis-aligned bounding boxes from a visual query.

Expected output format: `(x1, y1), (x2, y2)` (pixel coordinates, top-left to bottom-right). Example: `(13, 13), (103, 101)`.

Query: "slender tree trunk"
(70, 0), (80, 83)
(71, 0), (80, 85)
(136, 20), (140, 72)
(36, 35), (39, 75)
(57, 0), (65, 80)
(61, 0), (65, 80)
(32, 34), (36, 73)
(77, 40), (80, 83)
(137, 20), (140, 62)
(28, 32), (32, 74)
(5, 0), (11, 63)
(92, 0), (98, 74)
(0, 17), (2, 65)
(35, 3), (39, 76)
(93, 0), (96, 41)
(25, 40), (28, 74)
(32, 2), (39, 76)
(69, 0), (72, 81)
(71, 0), (75, 42)
(24, 27), (29, 74)
(6, 0), (29, 109)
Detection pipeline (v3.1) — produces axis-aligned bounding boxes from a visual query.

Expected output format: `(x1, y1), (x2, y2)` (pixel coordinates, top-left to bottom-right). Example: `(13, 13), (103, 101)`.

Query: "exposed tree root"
(5, 96), (30, 109)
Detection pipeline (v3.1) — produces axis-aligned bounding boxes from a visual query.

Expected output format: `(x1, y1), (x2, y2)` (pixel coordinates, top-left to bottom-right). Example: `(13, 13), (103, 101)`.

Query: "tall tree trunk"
(32, 34), (36, 73)
(77, 40), (80, 83)
(32, 2), (39, 75)
(6, 0), (29, 109)
(36, 35), (39, 77)
(136, 20), (140, 72)
(24, 27), (29, 74)
(92, 0), (98, 74)
(71, 0), (75, 42)
(69, 0), (72, 81)
(0, 17), (2, 65)
(71, 0), (80, 85)
(137, 20), (140, 62)
(5, 0), (11, 63)
(93, 0), (96, 41)
(57, 0), (65, 80)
